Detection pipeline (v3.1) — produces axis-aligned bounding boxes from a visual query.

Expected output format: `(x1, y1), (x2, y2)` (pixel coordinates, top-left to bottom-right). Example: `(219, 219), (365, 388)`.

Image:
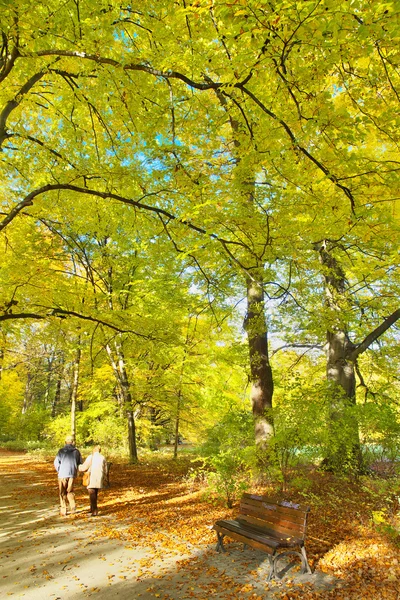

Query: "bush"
(359, 400), (400, 466)
(258, 389), (325, 489)
(196, 408), (256, 507)
(0, 440), (28, 451)
(0, 439), (53, 453)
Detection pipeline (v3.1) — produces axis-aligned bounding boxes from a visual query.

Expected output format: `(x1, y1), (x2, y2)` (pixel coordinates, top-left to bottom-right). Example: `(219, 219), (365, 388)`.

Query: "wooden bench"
(213, 493), (312, 581)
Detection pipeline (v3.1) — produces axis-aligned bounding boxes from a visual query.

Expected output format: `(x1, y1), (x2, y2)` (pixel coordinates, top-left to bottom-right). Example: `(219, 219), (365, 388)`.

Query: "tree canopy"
(1, 0), (400, 466)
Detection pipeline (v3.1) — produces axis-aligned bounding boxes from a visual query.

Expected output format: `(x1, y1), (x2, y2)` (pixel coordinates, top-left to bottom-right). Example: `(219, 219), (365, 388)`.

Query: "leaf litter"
(1, 450), (399, 599)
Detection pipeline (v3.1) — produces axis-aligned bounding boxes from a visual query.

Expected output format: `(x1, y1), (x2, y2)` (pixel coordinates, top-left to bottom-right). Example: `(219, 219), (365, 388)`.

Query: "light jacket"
(79, 451), (107, 489)
(54, 444), (82, 478)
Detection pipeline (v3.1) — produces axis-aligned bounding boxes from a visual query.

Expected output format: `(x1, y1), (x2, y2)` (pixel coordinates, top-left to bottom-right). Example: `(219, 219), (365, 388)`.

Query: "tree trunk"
(173, 334), (189, 459)
(52, 375), (62, 417)
(112, 385), (125, 416)
(106, 345), (125, 411)
(115, 341), (138, 463)
(70, 345), (81, 441)
(22, 371), (33, 414)
(106, 339), (138, 463)
(173, 389), (182, 459)
(325, 329), (362, 471)
(320, 241), (400, 472)
(244, 278), (274, 447)
(319, 241), (357, 397)
(0, 342), (4, 381)
(126, 408), (137, 463)
(211, 89), (275, 449)
(44, 354), (55, 409)
(51, 354), (64, 417)
(326, 330), (356, 399)
(318, 241), (361, 470)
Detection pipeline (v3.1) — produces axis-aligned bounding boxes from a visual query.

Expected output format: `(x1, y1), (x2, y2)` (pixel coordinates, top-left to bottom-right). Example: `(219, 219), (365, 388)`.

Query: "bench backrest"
(238, 493), (310, 539)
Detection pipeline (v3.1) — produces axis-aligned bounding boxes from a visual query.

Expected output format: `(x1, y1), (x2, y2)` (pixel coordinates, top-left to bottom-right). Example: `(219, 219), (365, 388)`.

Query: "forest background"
(1, 0), (400, 513)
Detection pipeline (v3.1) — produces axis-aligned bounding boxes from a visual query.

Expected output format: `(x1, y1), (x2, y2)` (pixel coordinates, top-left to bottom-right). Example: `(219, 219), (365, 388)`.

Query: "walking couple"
(54, 435), (107, 516)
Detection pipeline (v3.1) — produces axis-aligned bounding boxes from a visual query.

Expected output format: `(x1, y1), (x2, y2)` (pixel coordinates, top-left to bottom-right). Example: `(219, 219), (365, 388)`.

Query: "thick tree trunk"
(318, 241), (361, 470)
(326, 330), (356, 399)
(326, 329), (362, 471)
(244, 278), (274, 447)
(318, 241), (357, 397)
(321, 240), (400, 473)
(212, 91), (275, 449)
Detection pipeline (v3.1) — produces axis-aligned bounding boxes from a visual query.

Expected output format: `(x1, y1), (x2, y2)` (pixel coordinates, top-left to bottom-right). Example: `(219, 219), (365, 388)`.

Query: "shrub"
(197, 408), (256, 507)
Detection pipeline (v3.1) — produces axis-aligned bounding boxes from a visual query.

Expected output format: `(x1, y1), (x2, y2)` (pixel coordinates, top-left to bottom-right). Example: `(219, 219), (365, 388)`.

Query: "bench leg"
(266, 552), (276, 582)
(300, 545), (312, 574)
(270, 549), (310, 581)
(215, 532), (226, 553)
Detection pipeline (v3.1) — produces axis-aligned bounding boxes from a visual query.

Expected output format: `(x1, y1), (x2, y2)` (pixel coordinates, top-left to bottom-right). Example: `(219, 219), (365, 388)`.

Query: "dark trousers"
(88, 488), (99, 515)
(58, 478), (76, 515)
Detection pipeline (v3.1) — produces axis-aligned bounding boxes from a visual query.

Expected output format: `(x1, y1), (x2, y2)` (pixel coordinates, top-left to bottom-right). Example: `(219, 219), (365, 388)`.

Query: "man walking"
(54, 435), (82, 516)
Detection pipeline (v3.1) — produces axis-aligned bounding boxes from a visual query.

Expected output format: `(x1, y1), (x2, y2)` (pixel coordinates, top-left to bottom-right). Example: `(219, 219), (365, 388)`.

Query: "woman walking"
(79, 445), (107, 516)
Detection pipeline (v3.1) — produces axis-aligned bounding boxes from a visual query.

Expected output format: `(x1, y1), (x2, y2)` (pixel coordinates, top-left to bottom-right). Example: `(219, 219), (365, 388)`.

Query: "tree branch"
(0, 70), (47, 148)
(0, 182), (247, 250)
(9, 133), (76, 167)
(0, 312), (46, 322)
(49, 308), (154, 339)
(239, 84), (356, 213)
(0, 35), (19, 85)
(0, 308), (155, 340)
(30, 48), (358, 212)
(271, 343), (322, 357)
(349, 308), (400, 361)
(35, 49), (222, 89)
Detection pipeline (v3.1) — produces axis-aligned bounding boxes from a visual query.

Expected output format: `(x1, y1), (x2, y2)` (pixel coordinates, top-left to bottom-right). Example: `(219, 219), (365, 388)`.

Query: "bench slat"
(237, 514), (306, 538)
(243, 493), (310, 514)
(215, 520), (280, 546)
(239, 504), (306, 536)
(234, 519), (303, 546)
(240, 497), (308, 525)
(240, 500), (307, 527)
(214, 519), (302, 548)
(214, 521), (280, 551)
(238, 511), (305, 538)
(214, 522), (275, 555)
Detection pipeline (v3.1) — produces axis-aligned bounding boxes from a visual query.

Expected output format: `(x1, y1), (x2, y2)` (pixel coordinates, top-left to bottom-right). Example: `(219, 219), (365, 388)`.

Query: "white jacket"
(80, 451), (107, 489)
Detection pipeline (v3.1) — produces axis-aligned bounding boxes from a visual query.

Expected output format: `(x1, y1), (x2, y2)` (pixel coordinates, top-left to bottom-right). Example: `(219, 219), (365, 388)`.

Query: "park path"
(0, 451), (337, 599)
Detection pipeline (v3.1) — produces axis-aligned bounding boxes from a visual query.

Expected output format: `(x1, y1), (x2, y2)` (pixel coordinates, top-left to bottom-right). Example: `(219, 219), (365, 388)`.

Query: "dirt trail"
(0, 452), (337, 599)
